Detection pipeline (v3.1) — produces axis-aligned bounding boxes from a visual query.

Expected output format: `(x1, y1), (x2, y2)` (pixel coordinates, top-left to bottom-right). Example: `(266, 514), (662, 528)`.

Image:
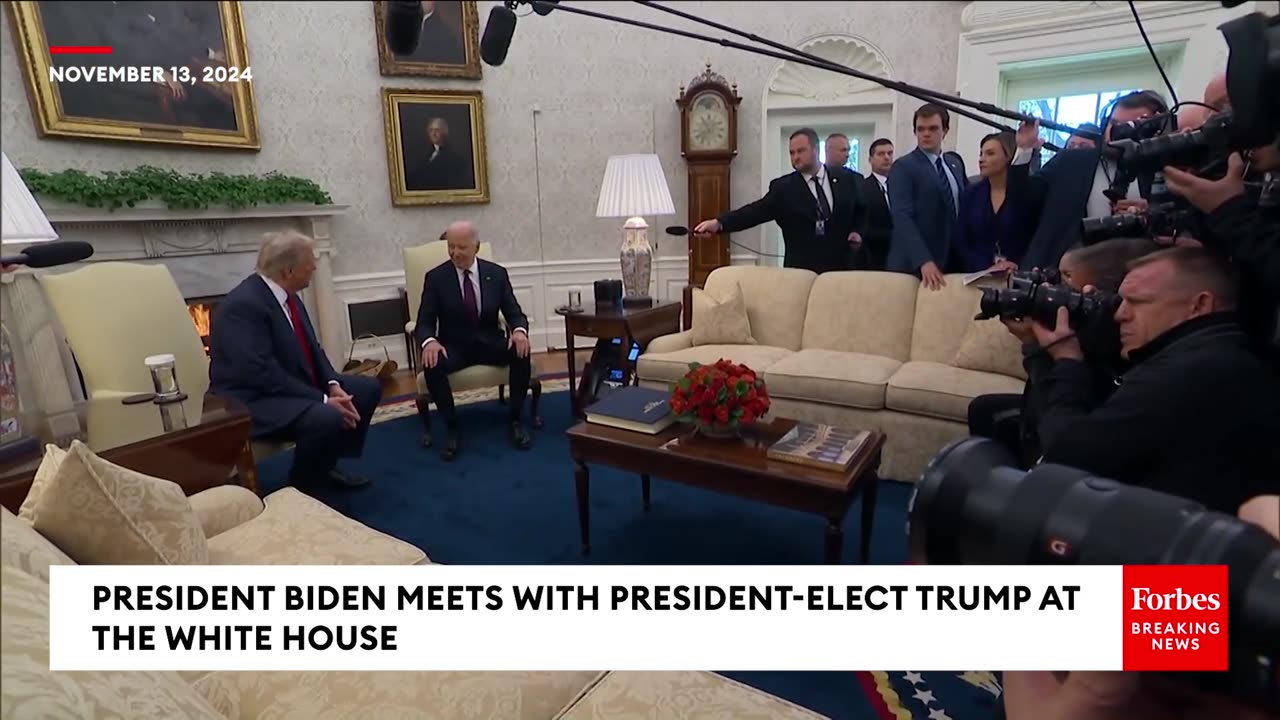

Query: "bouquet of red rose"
(669, 359), (770, 431)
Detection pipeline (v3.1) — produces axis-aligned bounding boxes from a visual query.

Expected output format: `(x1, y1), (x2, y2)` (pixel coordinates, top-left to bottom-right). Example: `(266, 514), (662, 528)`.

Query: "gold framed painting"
(373, 1), (481, 80)
(4, 0), (260, 150)
(383, 88), (489, 206)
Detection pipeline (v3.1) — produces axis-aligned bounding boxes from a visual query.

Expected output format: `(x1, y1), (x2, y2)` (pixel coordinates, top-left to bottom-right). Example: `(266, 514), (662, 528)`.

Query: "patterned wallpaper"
(0, 1), (964, 277)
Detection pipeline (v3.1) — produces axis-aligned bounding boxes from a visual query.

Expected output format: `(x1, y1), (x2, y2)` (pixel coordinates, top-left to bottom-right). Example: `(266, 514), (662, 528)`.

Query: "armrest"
(645, 330), (694, 355)
(682, 282), (704, 331)
(405, 320), (417, 334)
(188, 485), (265, 539)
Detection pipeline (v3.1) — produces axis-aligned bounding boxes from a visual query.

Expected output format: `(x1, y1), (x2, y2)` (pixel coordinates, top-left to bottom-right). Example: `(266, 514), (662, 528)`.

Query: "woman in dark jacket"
(950, 132), (1033, 273)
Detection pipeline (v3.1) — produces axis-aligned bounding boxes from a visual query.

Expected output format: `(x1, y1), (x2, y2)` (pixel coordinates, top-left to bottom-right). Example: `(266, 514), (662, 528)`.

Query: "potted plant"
(670, 359), (769, 438)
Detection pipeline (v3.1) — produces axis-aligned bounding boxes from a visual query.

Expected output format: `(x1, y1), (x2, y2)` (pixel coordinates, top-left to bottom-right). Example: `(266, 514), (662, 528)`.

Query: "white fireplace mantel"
(33, 200), (349, 364)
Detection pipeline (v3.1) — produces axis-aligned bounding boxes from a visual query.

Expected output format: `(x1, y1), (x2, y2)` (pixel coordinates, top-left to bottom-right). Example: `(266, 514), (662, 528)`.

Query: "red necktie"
(286, 294), (320, 386)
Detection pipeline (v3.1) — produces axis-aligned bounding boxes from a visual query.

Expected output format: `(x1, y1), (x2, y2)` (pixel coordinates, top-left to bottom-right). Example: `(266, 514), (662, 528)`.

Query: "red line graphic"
(49, 46), (113, 55)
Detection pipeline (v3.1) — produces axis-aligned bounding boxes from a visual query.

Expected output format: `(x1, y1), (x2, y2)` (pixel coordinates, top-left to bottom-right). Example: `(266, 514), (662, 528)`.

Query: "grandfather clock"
(676, 64), (741, 286)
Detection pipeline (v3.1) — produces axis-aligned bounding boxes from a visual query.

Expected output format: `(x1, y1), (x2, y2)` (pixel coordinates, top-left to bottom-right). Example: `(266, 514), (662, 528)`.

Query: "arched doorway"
(760, 35), (896, 265)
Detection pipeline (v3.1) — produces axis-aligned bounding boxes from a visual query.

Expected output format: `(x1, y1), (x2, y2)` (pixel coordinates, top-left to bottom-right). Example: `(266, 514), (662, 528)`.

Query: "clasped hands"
(326, 385), (360, 430)
(420, 330), (530, 370)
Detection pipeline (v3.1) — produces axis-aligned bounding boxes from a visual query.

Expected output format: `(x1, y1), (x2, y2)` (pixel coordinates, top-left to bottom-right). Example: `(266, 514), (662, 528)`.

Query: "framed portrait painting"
(373, 1), (481, 79)
(383, 88), (489, 206)
(4, 0), (260, 150)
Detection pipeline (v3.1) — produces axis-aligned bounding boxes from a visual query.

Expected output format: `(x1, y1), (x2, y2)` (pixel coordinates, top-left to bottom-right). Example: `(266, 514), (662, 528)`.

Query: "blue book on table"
(584, 386), (676, 434)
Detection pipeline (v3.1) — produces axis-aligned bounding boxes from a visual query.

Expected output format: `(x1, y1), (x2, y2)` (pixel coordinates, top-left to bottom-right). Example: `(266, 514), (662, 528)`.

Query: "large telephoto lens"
(907, 437), (1280, 712)
(1081, 213), (1146, 246)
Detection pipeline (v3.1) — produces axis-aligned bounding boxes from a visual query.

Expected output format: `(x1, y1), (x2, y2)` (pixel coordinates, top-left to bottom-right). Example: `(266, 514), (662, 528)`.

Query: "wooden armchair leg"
(414, 393), (433, 448)
(531, 378), (544, 429)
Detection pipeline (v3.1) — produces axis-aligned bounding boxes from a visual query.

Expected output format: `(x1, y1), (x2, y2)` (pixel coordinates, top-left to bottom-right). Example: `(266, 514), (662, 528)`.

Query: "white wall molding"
(954, 0), (1265, 156)
(334, 255), (760, 367)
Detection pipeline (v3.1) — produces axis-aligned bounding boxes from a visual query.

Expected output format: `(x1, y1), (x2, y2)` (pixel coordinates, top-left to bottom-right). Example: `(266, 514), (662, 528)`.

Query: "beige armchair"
(36, 263), (212, 454)
(400, 241), (542, 447)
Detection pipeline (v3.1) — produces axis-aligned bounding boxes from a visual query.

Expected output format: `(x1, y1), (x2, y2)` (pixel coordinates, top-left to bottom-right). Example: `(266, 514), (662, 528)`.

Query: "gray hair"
(444, 220), (479, 245)
(256, 230), (314, 278)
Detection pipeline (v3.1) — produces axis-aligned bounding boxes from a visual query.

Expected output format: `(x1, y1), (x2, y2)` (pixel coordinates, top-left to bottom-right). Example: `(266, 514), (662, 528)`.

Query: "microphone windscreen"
(532, 0), (560, 16)
(665, 226), (690, 236)
(384, 0), (424, 56)
(480, 6), (517, 66)
(20, 241), (94, 268)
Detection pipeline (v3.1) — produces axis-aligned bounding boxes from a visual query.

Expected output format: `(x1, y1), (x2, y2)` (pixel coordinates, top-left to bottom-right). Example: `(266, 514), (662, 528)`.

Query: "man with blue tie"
(209, 231), (382, 490)
(886, 103), (968, 290)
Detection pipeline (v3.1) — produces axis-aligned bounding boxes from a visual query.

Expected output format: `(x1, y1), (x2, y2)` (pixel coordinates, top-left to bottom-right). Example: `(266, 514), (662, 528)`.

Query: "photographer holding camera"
(1029, 245), (1280, 514)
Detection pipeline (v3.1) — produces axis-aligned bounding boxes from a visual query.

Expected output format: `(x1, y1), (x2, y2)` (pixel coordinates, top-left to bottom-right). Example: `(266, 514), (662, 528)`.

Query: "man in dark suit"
(886, 103), (968, 290)
(209, 231), (382, 490)
(692, 127), (868, 273)
(1010, 91), (1167, 270)
(416, 221), (533, 459)
(404, 117), (472, 191)
(855, 137), (894, 270)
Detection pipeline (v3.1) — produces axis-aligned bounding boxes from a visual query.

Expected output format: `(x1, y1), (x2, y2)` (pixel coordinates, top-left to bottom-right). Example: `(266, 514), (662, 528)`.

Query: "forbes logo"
(1121, 565), (1229, 672)
(1129, 587), (1222, 612)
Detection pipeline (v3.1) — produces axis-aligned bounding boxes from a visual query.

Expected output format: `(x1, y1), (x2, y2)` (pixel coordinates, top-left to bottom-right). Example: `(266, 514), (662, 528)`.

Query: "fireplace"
(186, 295), (225, 354)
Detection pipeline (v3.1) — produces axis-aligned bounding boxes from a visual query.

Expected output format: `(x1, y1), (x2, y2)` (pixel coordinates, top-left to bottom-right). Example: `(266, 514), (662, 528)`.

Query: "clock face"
(687, 91), (730, 152)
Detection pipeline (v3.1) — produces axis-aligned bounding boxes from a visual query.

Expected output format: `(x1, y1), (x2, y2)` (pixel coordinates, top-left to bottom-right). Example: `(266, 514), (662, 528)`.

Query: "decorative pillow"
(951, 318), (1029, 380)
(17, 444), (67, 523)
(690, 283), (756, 346)
(29, 441), (209, 565)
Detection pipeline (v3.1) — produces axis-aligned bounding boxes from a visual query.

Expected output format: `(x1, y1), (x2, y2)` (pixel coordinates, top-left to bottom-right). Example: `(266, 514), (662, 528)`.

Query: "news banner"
(50, 564), (1229, 673)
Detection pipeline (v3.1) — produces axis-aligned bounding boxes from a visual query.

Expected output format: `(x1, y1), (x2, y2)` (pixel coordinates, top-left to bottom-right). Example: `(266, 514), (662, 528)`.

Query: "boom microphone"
(481, 5), (518, 66)
(0, 240), (94, 268)
(383, 0), (424, 55)
(664, 226), (689, 236)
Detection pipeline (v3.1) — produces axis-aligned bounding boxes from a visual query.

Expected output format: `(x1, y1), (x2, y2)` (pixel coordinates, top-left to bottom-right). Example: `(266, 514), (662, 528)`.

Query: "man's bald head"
(1204, 72), (1229, 110)
(444, 221), (481, 269)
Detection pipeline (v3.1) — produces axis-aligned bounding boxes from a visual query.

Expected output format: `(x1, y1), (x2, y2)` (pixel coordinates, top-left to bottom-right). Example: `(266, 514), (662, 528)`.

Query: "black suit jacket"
(208, 275), (339, 437)
(405, 144), (472, 191)
(856, 174), (893, 270)
(414, 258), (528, 354)
(717, 165), (868, 273)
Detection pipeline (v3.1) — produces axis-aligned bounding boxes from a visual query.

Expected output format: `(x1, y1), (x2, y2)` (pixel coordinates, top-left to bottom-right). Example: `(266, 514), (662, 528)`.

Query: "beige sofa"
(1, 443), (824, 719)
(637, 266), (1027, 482)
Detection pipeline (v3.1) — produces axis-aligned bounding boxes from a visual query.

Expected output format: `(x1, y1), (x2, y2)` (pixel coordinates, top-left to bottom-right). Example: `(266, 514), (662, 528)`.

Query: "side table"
(557, 301), (682, 418)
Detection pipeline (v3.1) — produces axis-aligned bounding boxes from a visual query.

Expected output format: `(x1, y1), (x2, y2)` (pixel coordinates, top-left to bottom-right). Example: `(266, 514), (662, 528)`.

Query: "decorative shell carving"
(768, 38), (891, 101)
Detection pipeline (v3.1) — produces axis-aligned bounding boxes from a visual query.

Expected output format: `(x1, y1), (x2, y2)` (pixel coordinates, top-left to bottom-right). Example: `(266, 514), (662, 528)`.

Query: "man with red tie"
(210, 231), (381, 489)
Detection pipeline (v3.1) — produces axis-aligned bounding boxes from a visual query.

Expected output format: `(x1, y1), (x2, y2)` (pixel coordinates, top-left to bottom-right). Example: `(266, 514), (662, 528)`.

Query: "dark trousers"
(423, 338), (531, 428)
(273, 374), (382, 483)
(967, 393), (1025, 462)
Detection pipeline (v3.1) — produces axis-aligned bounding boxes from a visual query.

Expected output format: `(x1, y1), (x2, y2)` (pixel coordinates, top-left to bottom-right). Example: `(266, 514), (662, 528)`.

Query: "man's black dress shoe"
(442, 431), (461, 461)
(329, 470), (370, 488)
(510, 421), (531, 450)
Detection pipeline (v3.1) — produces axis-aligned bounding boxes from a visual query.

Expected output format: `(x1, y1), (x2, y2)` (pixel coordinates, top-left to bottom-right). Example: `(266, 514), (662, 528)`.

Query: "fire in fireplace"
(186, 295), (224, 354)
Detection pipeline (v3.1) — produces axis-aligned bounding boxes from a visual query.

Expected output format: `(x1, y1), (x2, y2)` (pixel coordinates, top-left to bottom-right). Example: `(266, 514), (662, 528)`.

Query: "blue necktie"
(935, 157), (956, 217)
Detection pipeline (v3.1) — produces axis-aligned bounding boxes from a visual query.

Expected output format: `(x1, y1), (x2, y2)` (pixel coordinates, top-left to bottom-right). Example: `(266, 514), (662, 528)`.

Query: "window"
(818, 137), (860, 171)
(1018, 89), (1138, 159)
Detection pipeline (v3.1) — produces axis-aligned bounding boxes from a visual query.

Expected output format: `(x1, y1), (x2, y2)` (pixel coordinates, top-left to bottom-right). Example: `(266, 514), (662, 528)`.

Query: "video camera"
(975, 269), (1119, 331)
(907, 437), (1280, 713)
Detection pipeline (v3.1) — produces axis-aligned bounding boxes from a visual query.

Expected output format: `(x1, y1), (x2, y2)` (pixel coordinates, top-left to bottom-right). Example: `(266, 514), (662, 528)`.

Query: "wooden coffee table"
(566, 418), (885, 564)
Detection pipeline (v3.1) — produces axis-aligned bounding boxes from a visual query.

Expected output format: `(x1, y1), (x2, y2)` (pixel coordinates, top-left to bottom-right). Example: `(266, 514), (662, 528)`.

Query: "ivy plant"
(19, 165), (333, 211)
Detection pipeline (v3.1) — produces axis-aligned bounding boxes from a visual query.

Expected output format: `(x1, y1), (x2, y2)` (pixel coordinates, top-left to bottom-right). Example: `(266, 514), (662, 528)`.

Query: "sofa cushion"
(0, 506), (76, 582)
(801, 271), (919, 361)
(703, 266), (817, 350)
(207, 487), (428, 565)
(636, 345), (794, 386)
(952, 317), (1028, 380)
(765, 349), (902, 410)
(188, 485), (266, 539)
(0, 565), (224, 719)
(691, 283), (756, 346)
(192, 669), (602, 720)
(30, 441), (209, 565)
(17, 443), (66, 522)
(908, 275), (989, 364)
(554, 671), (826, 719)
(886, 361), (1027, 422)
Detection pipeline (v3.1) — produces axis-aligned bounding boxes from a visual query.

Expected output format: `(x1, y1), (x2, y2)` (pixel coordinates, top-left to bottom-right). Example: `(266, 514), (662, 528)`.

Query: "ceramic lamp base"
(619, 216), (654, 303)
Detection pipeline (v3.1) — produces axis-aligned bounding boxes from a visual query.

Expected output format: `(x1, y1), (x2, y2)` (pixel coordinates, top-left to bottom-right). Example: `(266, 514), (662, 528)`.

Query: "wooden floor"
(380, 348), (590, 397)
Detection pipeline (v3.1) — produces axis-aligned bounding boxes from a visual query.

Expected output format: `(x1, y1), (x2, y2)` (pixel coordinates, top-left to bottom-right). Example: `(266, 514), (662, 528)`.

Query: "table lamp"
(595, 154), (676, 307)
(1, 151), (59, 461)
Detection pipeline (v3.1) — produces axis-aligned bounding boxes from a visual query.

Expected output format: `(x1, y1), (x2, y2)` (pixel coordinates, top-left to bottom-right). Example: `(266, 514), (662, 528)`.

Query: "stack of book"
(767, 422), (869, 471)
(584, 386), (676, 434)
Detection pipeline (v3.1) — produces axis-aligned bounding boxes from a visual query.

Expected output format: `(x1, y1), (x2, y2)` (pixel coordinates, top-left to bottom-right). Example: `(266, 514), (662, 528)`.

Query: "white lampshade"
(595, 154), (676, 219)
(2, 152), (58, 246)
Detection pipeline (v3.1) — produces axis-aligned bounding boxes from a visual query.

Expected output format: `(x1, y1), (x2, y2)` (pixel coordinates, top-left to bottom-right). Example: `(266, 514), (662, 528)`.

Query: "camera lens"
(1081, 214), (1147, 246)
(909, 437), (1280, 712)
(974, 287), (1032, 321)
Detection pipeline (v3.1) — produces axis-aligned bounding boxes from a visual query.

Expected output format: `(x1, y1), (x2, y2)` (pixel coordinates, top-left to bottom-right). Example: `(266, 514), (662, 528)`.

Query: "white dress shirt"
(259, 274), (338, 402)
(872, 172), (890, 207)
(421, 261), (528, 348)
(1011, 147), (1139, 219)
(800, 165), (835, 211)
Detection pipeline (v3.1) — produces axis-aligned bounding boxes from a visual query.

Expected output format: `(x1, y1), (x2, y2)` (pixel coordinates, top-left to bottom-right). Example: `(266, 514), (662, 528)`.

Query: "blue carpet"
(256, 391), (1000, 719)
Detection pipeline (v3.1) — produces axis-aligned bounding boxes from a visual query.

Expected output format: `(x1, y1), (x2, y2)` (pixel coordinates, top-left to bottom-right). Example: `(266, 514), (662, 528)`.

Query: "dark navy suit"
(209, 274), (382, 484)
(886, 148), (968, 275)
(950, 178), (1034, 273)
